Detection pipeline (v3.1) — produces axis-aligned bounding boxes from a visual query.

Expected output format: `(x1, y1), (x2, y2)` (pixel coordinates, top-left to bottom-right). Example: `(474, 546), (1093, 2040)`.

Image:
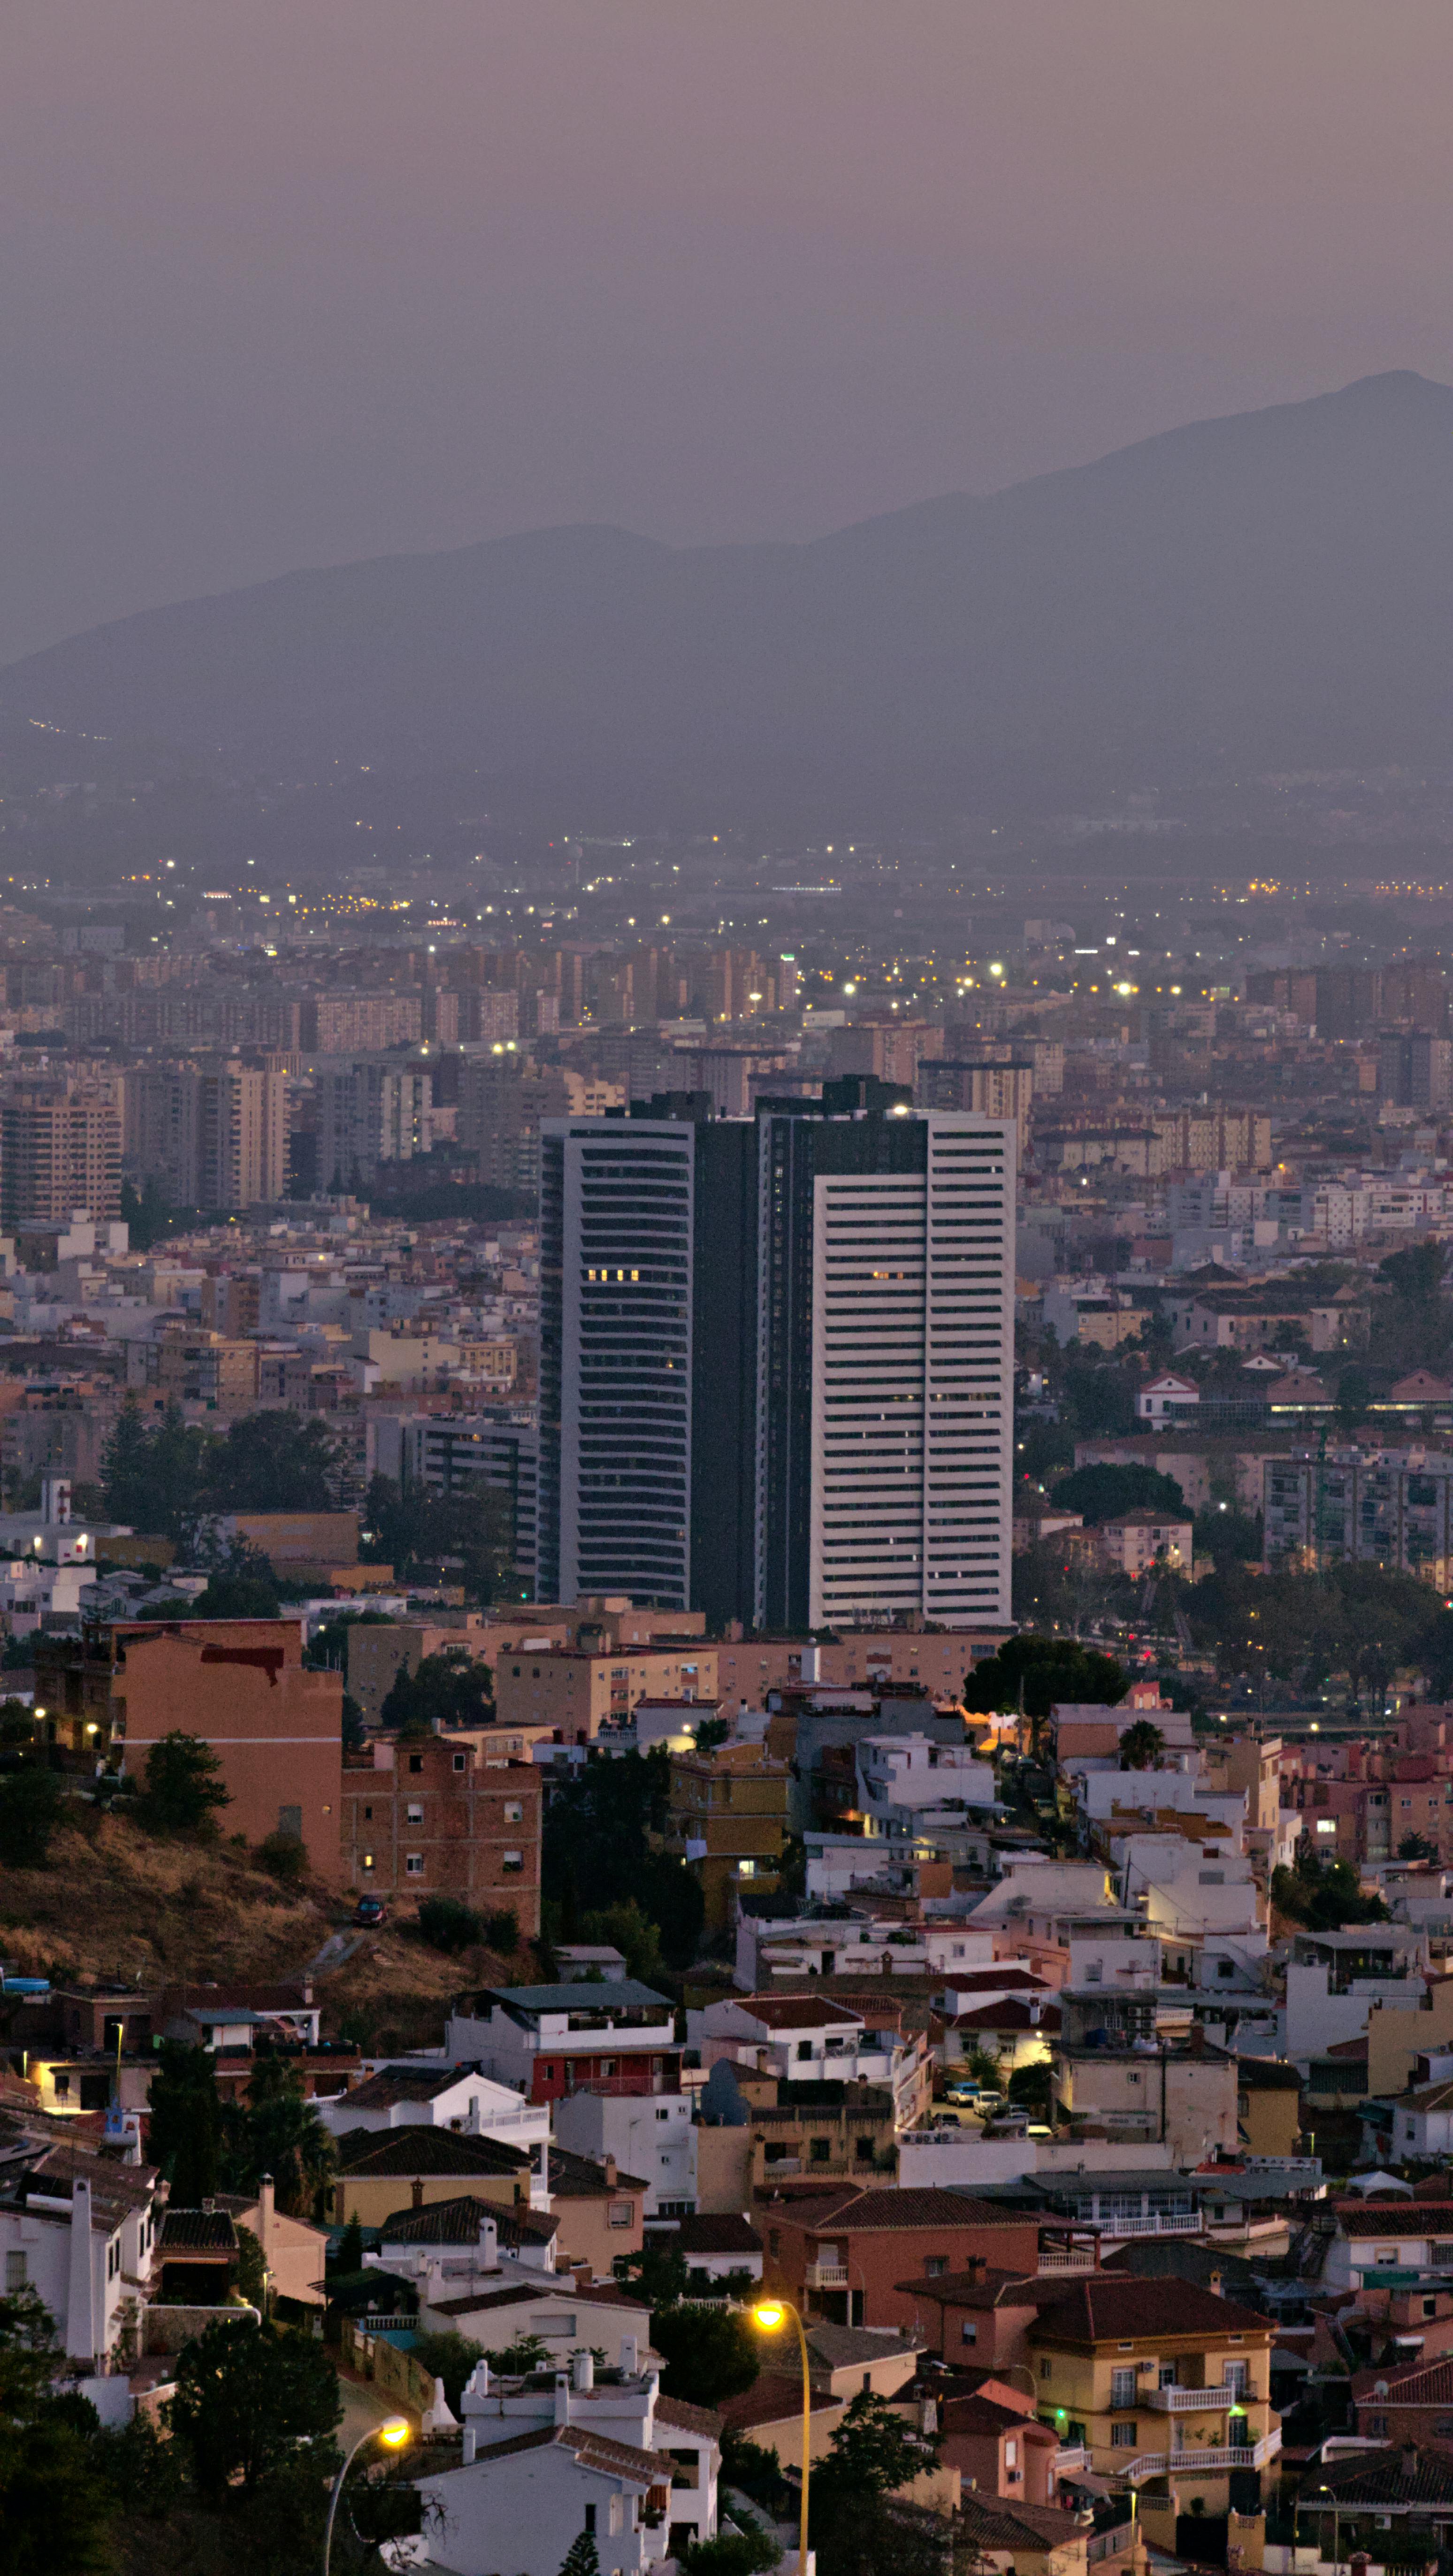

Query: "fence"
(344, 2315), (437, 2416)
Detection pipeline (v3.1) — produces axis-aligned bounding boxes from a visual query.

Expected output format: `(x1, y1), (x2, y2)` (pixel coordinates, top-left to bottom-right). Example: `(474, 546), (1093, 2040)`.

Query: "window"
(657, 2107), (671, 2122)
(363, 1804), (373, 1820)
(1040, 2360), (1051, 2381)
(1365, 2413), (1388, 2437)
(1159, 2366), (1177, 2388)
(453, 1752), (467, 1772)
(797, 2041), (814, 2061)
(768, 2232), (780, 2259)
(505, 1801), (523, 1823)
(1110, 2423), (1138, 2449)
(406, 1803), (424, 1824)
(584, 2507), (597, 2537)
(405, 1855), (424, 1876)
(1110, 2368), (1138, 2409)
(362, 1853), (375, 1871)
(811, 2139), (831, 2163)
(925, 2256), (948, 2277)
(4, 2252), (26, 2291)
(503, 1851), (523, 1874)
(961, 2321), (978, 2345)
(1005, 2441), (1018, 2473)
(1223, 2361), (1248, 2395)
(608, 2201), (634, 2228)
(409, 1754), (423, 1774)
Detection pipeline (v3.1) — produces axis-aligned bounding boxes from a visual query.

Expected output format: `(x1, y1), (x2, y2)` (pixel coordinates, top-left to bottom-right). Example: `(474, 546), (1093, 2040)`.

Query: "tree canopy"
(1051, 1462), (1187, 1525)
(964, 1633), (1128, 1718)
(381, 1646), (493, 1733)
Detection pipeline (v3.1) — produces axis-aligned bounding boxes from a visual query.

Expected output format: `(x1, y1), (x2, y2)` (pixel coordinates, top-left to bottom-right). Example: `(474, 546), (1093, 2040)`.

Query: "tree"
(485, 1907), (521, 1954)
(139, 1730), (232, 1833)
(192, 1539), (281, 1619)
(411, 2329), (485, 2413)
(963, 1634), (1128, 1721)
(810, 2389), (943, 2576)
(168, 2316), (341, 2501)
(235, 2223), (268, 2309)
(579, 1898), (664, 1986)
(692, 1717), (732, 1754)
(1399, 1832), (1439, 1863)
(558, 2534), (602, 2576)
(361, 1472), (513, 1604)
(120, 1173), (179, 1252)
(681, 2531), (782, 2576)
(1118, 1719), (1166, 1771)
(1051, 1463), (1187, 1526)
(1271, 1852), (1389, 1931)
(649, 2304), (759, 2407)
(0, 1764), (62, 1868)
(224, 2053), (334, 2216)
(418, 1895), (484, 1954)
(1007, 2060), (1054, 2119)
(545, 1746), (704, 1966)
(0, 2286), (115, 2573)
(614, 2239), (690, 2308)
(381, 1646), (493, 1734)
(147, 2040), (224, 2204)
(199, 1412), (339, 1513)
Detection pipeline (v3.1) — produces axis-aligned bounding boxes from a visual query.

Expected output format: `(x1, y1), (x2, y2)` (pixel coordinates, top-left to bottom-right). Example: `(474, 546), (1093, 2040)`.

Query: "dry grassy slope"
(0, 1812), (518, 2049)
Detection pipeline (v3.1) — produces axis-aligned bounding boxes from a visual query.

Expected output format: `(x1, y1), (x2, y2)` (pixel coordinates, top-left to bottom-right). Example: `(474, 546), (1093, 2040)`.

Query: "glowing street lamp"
(323, 2416), (410, 2572)
(753, 2300), (811, 2576)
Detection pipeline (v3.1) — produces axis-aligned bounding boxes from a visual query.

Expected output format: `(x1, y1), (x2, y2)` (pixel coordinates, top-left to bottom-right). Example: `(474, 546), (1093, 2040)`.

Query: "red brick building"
(38, 1618), (343, 1879)
(757, 2186), (1042, 2331)
(1353, 2354), (1453, 2451)
(341, 1737), (542, 1933)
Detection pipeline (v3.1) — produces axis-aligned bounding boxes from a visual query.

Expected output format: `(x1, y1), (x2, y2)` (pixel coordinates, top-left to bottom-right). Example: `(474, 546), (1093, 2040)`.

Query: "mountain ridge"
(6, 370), (1452, 816)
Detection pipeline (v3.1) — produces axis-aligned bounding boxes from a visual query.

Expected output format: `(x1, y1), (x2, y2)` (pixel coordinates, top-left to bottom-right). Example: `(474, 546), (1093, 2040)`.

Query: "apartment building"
(759, 2185), (1040, 2331)
(36, 1616), (343, 1877)
(665, 1742), (789, 1930)
(1265, 1447), (1453, 1586)
(0, 1085), (120, 1225)
(341, 1736), (542, 1930)
(492, 1644), (718, 1739)
(125, 1058), (289, 1209)
(446, 1982), (681, 2106)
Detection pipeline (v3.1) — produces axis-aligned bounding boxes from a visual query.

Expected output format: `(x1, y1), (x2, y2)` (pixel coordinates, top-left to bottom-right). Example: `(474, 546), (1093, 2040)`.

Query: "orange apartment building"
(492, 1644), (719, 1739)
(341, 1734), (543, 1929)
(36, 1618), (344, 1877)
(714, 1626), (1011, 1710)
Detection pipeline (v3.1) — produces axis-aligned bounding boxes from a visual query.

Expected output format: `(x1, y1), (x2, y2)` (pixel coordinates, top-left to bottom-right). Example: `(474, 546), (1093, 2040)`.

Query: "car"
(352, 1896), (387, 1927)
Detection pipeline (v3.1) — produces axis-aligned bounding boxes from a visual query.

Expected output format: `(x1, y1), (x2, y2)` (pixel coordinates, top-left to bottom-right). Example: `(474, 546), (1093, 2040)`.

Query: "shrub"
(418, 1895), (483, 1953)
(0, 1765), (63, 1869)
(256, 1830), (308, 1883)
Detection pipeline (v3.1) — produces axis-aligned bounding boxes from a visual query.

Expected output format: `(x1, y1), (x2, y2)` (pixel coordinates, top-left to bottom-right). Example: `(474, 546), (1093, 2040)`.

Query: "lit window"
(362, 1853), (375, 1871)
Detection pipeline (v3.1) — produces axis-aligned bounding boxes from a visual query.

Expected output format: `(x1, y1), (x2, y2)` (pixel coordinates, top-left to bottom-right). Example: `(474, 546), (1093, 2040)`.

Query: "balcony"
(805, 2262), (850, 2288)
(1094, 2212), (1202, 2238)
(1146, 2384), (1242, 2413)
(1054, 2446), (1089, 2475)
(1119, 2428), (1280, 2484)
(1037, 2249), (1100, 2273)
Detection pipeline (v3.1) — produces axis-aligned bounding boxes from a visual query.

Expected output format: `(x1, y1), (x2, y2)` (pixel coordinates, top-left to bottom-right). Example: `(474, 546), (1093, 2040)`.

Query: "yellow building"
(329, 2127), (535, 2230)
(665, 1741), (789, 1932)
(1235, 2056), (1302, 2159)
(494, 1645), (719, 1739)
(1028, 2274), (1278, 2528)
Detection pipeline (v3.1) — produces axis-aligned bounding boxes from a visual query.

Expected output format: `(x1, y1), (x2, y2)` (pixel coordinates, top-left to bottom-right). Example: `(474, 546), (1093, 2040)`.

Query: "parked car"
(352, 1895), (387, 1927)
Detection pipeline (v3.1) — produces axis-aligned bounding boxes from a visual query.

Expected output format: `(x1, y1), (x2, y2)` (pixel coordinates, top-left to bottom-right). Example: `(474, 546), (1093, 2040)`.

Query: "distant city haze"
(4, 0), (1452, 664)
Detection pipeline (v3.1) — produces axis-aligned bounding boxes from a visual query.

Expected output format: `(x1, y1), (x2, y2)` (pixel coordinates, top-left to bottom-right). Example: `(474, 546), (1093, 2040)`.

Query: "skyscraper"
(538, 1087), (1014, 1629)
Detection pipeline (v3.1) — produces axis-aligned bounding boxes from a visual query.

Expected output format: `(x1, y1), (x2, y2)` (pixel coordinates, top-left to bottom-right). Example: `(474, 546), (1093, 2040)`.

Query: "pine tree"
(558, 2532), (601, 2576)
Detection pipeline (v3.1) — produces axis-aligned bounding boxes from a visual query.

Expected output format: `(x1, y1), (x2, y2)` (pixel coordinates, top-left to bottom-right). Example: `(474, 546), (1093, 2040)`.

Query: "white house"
(551, 2088), (696, 2221)
(0, 2145), (160, 2364)
(1135, 1374), (1200, 1426)
(316, 2062), (550, 2194)
(1320, 2192), (1453, 2292)
(444, 1985), (678, 2101)
(855, 1735), (996, 1836)
(1285, 1927), (1428, 2063)
(419, 2283), (658, 2374)
(688, 1995), (929, 2128)
(735, 1907), (995, 1992)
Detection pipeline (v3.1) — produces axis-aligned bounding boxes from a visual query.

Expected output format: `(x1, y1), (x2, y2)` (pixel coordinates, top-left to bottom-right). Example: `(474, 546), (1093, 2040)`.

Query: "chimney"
(573, 2349), (594, 2392)
(412, 2178), (426, 2209)
(554, 2372), (571, 2426)
(604, 2155), (617, 2189)
(258, 2173), (275, 2262)
(620, 2333), (638, 2375)
(65, 2178), (96, 2363)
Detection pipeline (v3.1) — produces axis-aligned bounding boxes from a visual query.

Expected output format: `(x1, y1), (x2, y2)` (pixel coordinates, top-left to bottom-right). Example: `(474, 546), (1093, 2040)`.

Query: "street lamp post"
(323, 2415), (411, 2574)
(753, 2299), (811, 2576)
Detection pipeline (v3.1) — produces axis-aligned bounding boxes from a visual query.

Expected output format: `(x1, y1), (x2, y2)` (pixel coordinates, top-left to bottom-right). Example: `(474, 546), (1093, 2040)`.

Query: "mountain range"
(4, 371), (1452, 818)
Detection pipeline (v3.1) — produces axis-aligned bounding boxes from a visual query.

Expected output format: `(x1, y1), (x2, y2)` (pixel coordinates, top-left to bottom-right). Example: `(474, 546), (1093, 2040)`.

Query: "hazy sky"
(3, 1), (1451, 663)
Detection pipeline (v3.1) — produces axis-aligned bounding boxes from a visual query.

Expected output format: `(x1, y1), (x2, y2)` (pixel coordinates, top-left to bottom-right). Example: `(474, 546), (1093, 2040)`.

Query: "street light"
(323, 2416), (411, 2573)
(753, 2300), (811, 2576)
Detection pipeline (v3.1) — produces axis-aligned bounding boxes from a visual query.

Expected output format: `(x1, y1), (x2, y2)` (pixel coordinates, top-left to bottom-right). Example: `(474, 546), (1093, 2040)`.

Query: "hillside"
(0, 1811), (513, 2052)
(3, 371), (1451, 816)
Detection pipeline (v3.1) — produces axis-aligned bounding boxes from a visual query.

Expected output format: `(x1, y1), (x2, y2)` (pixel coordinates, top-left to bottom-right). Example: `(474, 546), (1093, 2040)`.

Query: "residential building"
(1094, 1510), (1193, 1575)
(0, 2140), (161, 2365)
(1353, 2351), (1453, 2450)
(1025, 2275), (1278, 2524)
(1234, 2059), (1302, 2160)
(1264, 1446), (1453, 1587)
(691, 1994), (930, 2131)
(664, 1742), (789, 1931)
(36, 1616), (344, 1878)
(446, 1983), (681, 2107)
(125, 1057), (289, 1209)
(328, 2126), (540, 2229)
(414, 2347), (720, 2576)
(492, 1645), (718, 1740)
(1135, 1375), (1200, 1427)
(1318, 2194), (1453, 2292)
(538, 1093), (1015, 1632)
(313, 2062), (550, 2176)
(547, 2148), (648, 2277)
(758, 2185), (1041, 2331)
(940, 2383), (1062, 2507)
(341, 1737), (542, 1931)
(855, 1732), (996, 1837)
(302, 991), (423, 1052)
(382, 1414), (541, 1596)
(907, 2265), (1046, 2375)
(1284, 1927), (1427, 2061)
(1, 1085), (121, 1225)
(313, 1057), (432, 1189)
(551, 2088), (697, 2220)
(421, 2281), (657, 2376)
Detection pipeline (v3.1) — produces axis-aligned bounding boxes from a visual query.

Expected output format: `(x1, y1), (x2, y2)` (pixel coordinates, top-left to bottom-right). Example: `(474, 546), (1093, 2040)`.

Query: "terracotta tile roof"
(426, 2279), (651, 2320)
(735, 1998), (865, 2030)
(718, 2371), (842, 2432)
(334, 2125), (529, 2176)
(1315, 2447), (1453, 2506)
(160, 2210), (237, 2253)
(1333, 2200), (1453, 2226)
(548, 2147), (650, 2198)
(1354, 2356), (1453, 2405)
(943, 2393), (1055, 2438)
(377, 2193), (506, 2244)
(1032, 2277), (1273, 2341)
(896, 2267), (1039, 2309)
(654, 2395), (724, 2436)
(468, 2423), (665, 2485)
(951, 2000), (1061, 2034)
(956, 2496), (1090, 2550)
(668, 2214), (762, 2258)
(791, 2188), (1035, 2234)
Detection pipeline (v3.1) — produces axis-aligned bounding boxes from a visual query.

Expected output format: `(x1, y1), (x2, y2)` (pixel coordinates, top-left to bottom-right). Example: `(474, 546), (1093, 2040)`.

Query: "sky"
(2, 0), (1451, 665)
